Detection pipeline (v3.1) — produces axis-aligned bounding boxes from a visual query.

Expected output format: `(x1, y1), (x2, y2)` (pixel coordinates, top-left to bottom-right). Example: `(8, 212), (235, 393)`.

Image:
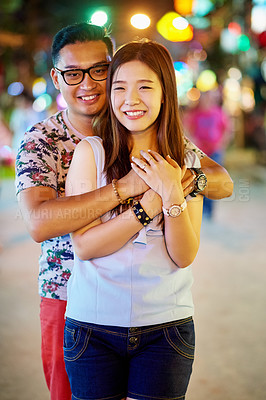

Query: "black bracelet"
(132, 201), (152, 226)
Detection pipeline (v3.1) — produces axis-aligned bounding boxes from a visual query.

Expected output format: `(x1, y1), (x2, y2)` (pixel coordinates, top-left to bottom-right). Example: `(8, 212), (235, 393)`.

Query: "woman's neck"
(130, 127), (158, 159)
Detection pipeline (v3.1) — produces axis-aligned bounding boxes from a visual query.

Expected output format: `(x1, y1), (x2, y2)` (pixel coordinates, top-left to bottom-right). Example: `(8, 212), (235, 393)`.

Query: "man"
(15, 23), (233, 400)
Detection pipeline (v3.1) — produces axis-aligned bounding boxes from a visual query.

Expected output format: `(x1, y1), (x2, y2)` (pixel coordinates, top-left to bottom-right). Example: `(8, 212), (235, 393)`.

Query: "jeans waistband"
(66, 316), (193, 336)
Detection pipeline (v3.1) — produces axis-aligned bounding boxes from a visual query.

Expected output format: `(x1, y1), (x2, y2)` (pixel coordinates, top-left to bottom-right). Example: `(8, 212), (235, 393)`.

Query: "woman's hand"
(131, 150), (185, 205)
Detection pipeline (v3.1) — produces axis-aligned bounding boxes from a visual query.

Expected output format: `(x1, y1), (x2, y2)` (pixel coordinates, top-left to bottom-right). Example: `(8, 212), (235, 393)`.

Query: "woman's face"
(110, 60), (163, 135)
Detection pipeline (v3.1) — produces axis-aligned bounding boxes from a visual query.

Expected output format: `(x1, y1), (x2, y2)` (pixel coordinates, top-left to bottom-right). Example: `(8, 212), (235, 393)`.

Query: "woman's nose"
(124, 96), (140, 106)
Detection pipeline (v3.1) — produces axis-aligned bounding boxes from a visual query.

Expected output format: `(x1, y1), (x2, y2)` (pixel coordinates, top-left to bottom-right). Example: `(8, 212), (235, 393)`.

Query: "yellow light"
(223, 78), (241, 101)
(174, 0), (194, 15)
(196, 70), (217, 92)
(241, 87), (255, 112)
(157, 12), (193, 42)
(131, 14), (151, 29)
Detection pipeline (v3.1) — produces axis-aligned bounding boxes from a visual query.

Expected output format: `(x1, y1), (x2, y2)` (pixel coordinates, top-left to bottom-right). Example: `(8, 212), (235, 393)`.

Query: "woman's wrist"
(161, 185), (184, 208)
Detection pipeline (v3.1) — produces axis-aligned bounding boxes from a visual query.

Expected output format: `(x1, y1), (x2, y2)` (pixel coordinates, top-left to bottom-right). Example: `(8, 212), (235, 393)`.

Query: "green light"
(238, 35), (250, 52)
(91, 11), (108, 26)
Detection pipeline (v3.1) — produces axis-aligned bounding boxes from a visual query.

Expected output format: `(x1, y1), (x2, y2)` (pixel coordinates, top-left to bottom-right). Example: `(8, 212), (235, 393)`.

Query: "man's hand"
(118, 168), (149, 200)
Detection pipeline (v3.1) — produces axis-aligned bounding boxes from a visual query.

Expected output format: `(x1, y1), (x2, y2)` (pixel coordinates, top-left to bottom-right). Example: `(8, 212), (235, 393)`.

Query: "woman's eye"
(140, 86), (152, 90)
(113, 87), (125, 91)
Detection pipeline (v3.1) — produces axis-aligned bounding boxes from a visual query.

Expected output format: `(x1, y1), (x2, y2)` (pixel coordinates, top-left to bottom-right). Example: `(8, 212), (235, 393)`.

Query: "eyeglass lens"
(64, 65), (109, 84)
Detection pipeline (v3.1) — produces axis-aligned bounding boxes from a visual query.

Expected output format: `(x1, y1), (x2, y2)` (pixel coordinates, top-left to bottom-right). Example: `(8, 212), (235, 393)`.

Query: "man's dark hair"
(51, 22), (113, 66)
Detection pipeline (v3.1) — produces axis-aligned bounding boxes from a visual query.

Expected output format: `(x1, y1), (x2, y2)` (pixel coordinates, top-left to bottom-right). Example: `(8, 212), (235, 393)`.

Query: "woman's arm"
(131, 150), (203, 268)
(66, 141), (162, 260)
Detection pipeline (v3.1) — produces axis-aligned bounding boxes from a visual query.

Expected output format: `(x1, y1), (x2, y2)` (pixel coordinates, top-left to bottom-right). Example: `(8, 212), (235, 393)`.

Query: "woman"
(65, 39), (203, 400)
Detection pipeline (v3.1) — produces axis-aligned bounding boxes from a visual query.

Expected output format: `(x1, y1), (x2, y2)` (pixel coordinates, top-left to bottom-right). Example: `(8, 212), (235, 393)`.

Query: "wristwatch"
(162, 199), (187, 217)
(190, 168), (207, 197)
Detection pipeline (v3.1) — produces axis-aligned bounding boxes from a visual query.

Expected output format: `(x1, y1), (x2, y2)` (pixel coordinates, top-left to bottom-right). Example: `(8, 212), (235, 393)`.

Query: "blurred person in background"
(183, 89), (232, 219)
(9, 91), (46, 154)
(15, 22), (233, 400)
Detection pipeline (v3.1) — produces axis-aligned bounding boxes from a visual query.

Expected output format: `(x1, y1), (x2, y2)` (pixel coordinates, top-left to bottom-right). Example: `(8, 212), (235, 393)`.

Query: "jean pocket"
(64, 319), (92, 362)
(163, 319), (195, 360)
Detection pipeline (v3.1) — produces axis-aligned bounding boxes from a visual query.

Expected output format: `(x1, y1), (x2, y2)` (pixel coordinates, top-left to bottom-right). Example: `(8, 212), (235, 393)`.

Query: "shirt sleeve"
(184, 136), (206, 160)
(15, 124), (58, 195)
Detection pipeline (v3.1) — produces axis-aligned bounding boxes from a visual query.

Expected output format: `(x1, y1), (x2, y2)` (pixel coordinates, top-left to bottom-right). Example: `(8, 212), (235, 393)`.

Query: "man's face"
(51, 41), (111, 120)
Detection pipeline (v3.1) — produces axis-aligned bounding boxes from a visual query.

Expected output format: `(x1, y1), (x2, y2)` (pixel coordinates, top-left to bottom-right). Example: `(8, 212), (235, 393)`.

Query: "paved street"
(1, 149), (266, 400)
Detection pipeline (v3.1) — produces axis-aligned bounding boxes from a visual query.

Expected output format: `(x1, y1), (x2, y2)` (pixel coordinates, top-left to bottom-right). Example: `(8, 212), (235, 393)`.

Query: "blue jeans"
(64, 317), (195, 400)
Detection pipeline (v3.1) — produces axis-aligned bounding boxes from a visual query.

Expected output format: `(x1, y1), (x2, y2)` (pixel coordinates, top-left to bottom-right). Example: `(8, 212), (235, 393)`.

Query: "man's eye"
(65, 71), (81, 78)
(94, 66), (108, 74)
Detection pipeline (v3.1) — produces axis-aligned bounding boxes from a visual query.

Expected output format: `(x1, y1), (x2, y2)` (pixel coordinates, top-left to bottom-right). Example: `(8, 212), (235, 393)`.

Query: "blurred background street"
(1, 0), (266, 399)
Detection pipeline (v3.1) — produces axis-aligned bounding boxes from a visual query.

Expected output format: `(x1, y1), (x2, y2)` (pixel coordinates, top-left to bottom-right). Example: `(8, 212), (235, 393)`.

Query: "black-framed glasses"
(54, 63), (110, 85)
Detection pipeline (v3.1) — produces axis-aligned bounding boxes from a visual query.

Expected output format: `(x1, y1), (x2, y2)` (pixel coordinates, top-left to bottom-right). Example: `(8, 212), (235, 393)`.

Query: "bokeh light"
(223, 78), (241, 102)
(187, 87), (201, 102)
(56, 93), (67, 110)
(228, 22), (242, 35)
(193, 0), (214, 17)
(33, 94), (52, 112)
(32, 77), (47, 98)
(157, 12), (193, 42)
(130, 14), (151, 29)
(228, 67), (242, 81)
(220, 28), (238, 53)
(241, 87), (255, 112)
(7, 82), (24, 96)
(251, 5), (266, 34)
(196, 70), (217, 91)
(238, 34), (250, 52)
(188, 16), (210, 30)
(261, 58), (266, 81)
(172, 17), (189, 30)
(174, 61), (193, 103)
(90, 11), (108, 26)
(174, 0), (193, 15)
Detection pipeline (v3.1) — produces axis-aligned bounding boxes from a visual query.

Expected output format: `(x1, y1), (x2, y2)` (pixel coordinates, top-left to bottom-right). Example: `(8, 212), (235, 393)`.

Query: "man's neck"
(66, 110), (94, 137)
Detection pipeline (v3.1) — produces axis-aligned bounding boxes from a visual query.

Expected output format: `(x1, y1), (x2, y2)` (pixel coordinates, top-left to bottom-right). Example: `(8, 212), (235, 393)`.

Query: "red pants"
(40, 297), (71, 400)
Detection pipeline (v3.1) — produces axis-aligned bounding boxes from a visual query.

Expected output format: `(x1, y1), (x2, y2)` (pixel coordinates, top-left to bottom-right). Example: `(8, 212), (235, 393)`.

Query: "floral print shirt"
(15, 109), (205, 301)
(15, 110), (86, 300)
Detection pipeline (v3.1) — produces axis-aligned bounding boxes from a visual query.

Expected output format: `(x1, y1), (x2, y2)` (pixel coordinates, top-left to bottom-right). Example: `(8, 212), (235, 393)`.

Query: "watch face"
(169, 205), (181, 217)
(197, 175), (207, 191)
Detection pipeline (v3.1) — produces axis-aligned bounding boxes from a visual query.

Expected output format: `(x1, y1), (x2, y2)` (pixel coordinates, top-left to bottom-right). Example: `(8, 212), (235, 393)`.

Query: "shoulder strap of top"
(82, 136), (106, 188)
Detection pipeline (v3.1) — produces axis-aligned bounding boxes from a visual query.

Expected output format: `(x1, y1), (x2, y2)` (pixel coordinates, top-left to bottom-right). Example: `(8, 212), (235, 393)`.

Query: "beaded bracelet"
(132, 201), (152, 226)
(112, 179), (126, 205)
